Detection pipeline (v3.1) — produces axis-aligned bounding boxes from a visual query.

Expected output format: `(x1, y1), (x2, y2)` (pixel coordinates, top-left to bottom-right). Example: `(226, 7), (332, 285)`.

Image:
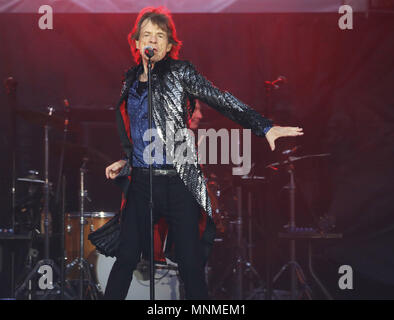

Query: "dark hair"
(128, 7), (182, 64)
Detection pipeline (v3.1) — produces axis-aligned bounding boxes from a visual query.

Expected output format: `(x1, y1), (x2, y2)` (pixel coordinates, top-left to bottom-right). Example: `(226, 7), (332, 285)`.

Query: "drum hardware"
(266, 153), (331, 170)
(54, 99), (70, 207)
(14, 101), (87, 299)
(15, 108), (81, 133)
(15, 171), (46, 234)
(64, 158), (100, 300)
(207, 170), (271, 299)
(59, 175), (66, 300)
(276, 231), (342, 300)
(13, 173), (60, 298)
(17, 178), (45, 184)
(265, 151), (331, 300)
(14, 106), (67, 299)
(17, 170), (45, 184)
(209, 186), (265, 300)
(65, 215), (88, 233)
(205, 173), (234, 239)
(53, 100), (71, 301)
(63, 211), (115, 297)
(8, 92), (105, 299)
(64, 211), (116, 269)
(4, 77), (18, 240)
(40, 209), (53, 236)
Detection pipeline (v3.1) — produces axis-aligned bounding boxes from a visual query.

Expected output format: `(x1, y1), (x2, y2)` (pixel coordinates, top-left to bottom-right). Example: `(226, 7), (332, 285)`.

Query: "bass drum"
(91, 252), (181, 300)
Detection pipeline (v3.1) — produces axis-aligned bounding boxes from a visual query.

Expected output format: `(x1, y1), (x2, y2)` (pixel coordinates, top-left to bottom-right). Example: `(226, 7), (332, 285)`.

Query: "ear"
(166, 43), (172, 53)
(135, 39), (140, 51)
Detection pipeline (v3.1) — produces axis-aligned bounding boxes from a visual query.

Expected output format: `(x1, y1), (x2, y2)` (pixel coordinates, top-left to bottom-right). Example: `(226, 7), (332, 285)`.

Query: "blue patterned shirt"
(127, 79), (168, 168)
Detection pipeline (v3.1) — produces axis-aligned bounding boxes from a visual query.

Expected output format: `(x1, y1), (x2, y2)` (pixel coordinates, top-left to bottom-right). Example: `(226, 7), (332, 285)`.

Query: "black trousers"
(104, 168), (208, 300)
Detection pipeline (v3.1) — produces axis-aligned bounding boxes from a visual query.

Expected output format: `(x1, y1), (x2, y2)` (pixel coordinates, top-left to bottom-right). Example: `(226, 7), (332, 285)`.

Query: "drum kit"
(204, 149), (332, 300)
(11, 104), (331, 300)
(5, 77), (332, 300)
(10, 100), (184, 300)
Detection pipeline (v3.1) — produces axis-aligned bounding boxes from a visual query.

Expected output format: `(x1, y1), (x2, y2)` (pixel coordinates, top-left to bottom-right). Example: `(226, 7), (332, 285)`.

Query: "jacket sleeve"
(180, 61), (273, 137)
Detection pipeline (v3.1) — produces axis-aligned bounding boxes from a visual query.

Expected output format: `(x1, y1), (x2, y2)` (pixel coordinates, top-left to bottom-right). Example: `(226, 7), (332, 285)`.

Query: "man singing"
(102, 7), (303, 300)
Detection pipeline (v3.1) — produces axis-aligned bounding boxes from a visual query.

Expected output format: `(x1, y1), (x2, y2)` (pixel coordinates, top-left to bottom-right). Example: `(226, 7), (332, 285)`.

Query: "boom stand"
(65, 158), (99, 300)
(211, 186), (265, 299)
(15, 107), (63, 299)
(271, 161), (312, 300)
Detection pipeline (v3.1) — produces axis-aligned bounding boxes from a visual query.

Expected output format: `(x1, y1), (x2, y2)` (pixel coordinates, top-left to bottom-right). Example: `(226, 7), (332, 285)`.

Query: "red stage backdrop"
(0, 2), (393, 298)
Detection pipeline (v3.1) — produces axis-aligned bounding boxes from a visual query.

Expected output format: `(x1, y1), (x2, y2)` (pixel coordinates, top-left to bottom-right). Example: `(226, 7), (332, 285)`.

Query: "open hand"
(265, 126), (304, 151)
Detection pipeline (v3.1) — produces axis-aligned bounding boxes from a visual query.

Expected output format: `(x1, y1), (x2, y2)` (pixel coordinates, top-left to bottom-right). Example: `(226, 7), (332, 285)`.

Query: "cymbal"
(17, 177), (45, 184)
(16, 108), (80, 132)
(266, 153), (331, 169)
(16, 175), (53, 186)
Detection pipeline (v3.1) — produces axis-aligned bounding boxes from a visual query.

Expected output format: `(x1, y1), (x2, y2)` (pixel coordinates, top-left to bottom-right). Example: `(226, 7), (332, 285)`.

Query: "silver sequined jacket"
(115, 56), (272, 216)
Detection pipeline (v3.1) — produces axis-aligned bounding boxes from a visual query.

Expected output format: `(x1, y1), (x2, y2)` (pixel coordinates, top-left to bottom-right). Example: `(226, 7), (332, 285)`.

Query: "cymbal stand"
(210, 186), (265, 299)
(244, 188), (270, 300)
(271, 159), (312, 300)
(4, 77), (18, 235)
(54, 99), (70, 206)
(65, 157), (99, 300)
(60, 175), (66, 300)
(15, 107), (63, 299)
(4, 78), (17, 299)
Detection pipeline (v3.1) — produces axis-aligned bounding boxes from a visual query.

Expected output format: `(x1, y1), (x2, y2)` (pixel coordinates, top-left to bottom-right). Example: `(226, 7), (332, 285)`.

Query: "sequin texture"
(115, 57), (273, 216)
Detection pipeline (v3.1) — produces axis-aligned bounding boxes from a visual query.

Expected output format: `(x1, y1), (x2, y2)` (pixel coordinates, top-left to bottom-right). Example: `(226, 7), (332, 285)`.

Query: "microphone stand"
(147, 56), (155, 300)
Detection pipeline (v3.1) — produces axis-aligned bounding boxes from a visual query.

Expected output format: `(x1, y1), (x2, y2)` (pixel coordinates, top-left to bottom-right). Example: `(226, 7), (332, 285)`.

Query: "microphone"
(143, 46), (155, 59)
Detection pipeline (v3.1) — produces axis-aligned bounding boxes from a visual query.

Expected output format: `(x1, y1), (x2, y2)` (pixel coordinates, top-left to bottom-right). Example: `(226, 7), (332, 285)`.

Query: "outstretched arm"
(181, 61), (272, 137)
(181, 62), (303, 150)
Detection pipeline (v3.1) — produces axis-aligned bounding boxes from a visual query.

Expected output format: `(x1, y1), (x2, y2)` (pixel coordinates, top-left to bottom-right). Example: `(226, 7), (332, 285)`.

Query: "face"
(135, 19), (172, 63)
(189, 101), (203, 130)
